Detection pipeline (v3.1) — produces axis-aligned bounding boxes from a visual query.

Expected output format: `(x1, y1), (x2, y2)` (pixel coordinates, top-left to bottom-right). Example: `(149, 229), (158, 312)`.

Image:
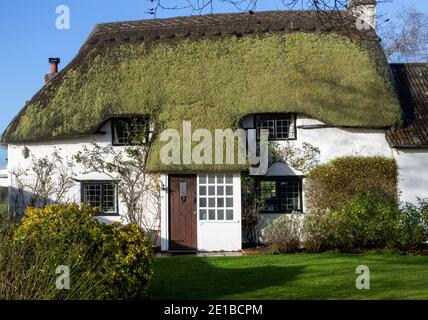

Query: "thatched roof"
(2, 10), (402, 171)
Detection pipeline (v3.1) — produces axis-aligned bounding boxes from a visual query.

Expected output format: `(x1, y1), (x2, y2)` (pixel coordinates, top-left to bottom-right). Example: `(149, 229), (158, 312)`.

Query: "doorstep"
(197, 251), (243, 257)
(156, 251), (243, 258)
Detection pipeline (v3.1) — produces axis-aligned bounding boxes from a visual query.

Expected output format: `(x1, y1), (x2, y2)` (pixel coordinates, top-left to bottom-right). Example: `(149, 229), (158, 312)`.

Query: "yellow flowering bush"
(14, 204), (154, 300)
(96, 223), (154, 299)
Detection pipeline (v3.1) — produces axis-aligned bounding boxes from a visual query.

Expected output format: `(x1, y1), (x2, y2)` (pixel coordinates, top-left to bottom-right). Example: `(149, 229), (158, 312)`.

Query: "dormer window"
(112, 117), (149, 146)
(255, 114), (296, 140)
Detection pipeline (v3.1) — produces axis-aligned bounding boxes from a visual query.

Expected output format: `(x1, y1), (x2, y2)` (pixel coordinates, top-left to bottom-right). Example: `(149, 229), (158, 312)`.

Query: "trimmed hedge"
(305, 156), (398, 211)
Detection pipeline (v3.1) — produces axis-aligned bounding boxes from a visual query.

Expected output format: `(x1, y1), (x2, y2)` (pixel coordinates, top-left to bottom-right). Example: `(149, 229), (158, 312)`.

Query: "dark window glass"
(258, 178), (302, 213)
(82, 182), (118, 214)
(260, 180), (278, 211)
(255, 114), (296, 140)
(112, 118), (149, 146)
(278, 180), (301, 211)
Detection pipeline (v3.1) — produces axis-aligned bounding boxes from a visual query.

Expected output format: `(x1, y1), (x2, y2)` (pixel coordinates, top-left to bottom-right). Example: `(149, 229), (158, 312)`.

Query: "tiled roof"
(387, 64), (428, 148)
(81, 10), (378, 51)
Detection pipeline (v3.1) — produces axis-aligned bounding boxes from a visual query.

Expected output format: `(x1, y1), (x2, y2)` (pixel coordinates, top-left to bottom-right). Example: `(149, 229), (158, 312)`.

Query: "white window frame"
(197, 173), (237, 223)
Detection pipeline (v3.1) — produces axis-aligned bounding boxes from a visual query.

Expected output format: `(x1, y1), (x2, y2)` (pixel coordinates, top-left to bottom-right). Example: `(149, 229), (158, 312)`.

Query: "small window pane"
(226, 198), (233, 208)
(226, 210), (234, 220)
(199, 186), (206, 196)
(208, 198), (216, 208)
(226, 186), (233, 196)
(217, 209), (225, 220)
(208, 174), (216, 184)
(103, 184), (116, 213)
(208, 209), (216, 220)
(217, 186), (224, 196)
(199, 198), (207, 208)
(261, 180), (278, 211)
(217, 174), (224, 184)
(199, 175), (207, 184)
(225, 174), (233, 184)
(217, 198), (224, 208)
(279, 180), (301, 211)
(83, 184), (102, 209)
(200, 209), (207, 220)
(208, 186), (215, 196)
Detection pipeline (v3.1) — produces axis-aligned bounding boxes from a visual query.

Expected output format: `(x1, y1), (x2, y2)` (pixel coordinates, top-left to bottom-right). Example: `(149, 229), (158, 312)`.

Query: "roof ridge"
(390, 63), (428, 66)
(79, 9), (377, 52)
(93, 9), (340, 27)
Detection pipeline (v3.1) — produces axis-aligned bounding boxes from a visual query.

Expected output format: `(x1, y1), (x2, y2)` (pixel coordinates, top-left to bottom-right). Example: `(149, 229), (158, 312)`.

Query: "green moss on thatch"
(3, 33), (401, 172)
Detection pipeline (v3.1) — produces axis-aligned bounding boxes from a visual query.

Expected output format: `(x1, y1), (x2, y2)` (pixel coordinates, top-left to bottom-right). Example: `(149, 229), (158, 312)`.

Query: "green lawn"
(148, 253), (428, 300)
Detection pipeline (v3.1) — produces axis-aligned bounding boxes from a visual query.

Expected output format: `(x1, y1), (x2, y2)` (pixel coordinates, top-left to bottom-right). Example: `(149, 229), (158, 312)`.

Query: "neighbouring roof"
(387, 64), (428, 148)
(1, 10), (402, 172)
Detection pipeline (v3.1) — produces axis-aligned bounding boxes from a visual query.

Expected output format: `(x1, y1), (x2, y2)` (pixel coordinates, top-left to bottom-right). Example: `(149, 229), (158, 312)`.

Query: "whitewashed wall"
(7, 120), (159, 234)
(393, 148), (428, 204)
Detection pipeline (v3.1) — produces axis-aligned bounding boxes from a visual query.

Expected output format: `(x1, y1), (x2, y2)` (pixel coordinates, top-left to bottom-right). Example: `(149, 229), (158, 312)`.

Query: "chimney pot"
(349, 0), (377, 30)
(46, 57), (60, 83)
(49, 57), (60, 74)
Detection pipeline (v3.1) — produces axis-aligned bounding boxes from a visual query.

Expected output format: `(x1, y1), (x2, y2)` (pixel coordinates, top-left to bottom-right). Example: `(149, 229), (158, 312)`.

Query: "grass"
(148, 253), (428, 300)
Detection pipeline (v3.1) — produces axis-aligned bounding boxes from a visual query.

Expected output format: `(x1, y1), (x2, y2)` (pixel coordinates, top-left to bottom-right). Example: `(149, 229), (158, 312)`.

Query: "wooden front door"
(169, 175), (197, 251)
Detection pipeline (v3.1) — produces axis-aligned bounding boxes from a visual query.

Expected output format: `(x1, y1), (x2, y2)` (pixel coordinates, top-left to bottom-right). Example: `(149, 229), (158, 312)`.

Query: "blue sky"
(0, 0), (427, 164)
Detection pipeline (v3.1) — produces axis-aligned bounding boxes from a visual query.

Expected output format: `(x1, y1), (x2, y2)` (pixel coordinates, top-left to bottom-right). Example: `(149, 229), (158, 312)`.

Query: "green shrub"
(397, 198), (428, 249)
(13, 204), (154, 300)
(302, 208), (335, 253)
(305, 156), (398, 211)
(332, 191), (402, 251)
(261, 214), (303, 253)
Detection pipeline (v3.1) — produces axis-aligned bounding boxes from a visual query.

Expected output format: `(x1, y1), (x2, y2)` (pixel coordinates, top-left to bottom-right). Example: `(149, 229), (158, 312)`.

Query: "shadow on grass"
(149, 257), (305, 300)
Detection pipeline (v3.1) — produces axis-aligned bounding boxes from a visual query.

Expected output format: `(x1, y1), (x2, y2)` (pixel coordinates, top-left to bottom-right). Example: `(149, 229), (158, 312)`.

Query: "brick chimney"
(45, 57), (60, 83)
(349, 0), (377, 30)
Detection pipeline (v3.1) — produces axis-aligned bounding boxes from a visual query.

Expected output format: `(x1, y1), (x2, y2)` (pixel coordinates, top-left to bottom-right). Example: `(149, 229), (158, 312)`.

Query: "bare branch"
(378, 7), (428, 62)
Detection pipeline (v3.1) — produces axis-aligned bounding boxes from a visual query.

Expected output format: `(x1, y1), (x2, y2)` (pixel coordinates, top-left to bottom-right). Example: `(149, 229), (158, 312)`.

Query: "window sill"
(94, 213), (120, 217)
(259, 210), (303, 215)
(199, 220), (239, 223)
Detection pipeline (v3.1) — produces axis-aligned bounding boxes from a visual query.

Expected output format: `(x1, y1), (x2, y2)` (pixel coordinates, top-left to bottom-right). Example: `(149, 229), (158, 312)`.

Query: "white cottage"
(2, 4), (428, 252)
